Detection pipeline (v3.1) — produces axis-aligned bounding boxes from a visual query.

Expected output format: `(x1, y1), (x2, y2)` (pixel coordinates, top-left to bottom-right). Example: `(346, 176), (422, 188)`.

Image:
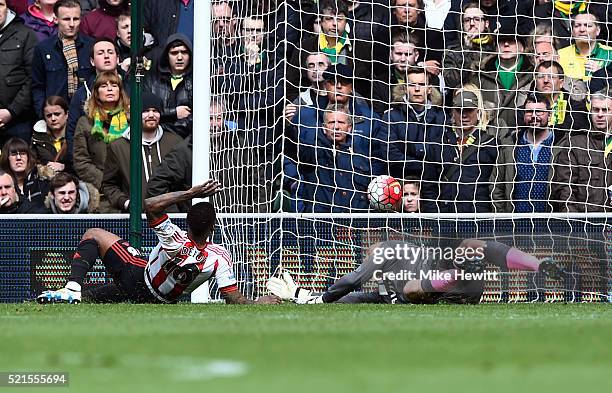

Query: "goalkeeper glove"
(266, 272), (316, 303)
(266, 275), (293, 300)
(296, 294), (324, 304)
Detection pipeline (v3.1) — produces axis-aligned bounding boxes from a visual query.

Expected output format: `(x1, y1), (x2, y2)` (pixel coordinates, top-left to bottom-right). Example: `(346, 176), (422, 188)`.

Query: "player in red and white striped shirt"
(37, 180), (281, 305)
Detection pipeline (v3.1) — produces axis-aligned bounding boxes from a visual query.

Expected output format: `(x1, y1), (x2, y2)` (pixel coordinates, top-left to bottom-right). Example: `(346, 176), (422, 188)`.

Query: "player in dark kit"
(267, 238), (565, 304)
(37, 180), (281, 305)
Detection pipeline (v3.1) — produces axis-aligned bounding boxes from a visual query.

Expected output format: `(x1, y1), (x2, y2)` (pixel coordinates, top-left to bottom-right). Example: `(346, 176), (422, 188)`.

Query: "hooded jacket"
(21, 4), (57, 42)
(101, 125), (182, 211)
(143, 33), (193, 138)
(81, 0), (130, 40)
(44, 180), (101, 213)
(146, 135), (192, 213)
(0, 9), (38, 123)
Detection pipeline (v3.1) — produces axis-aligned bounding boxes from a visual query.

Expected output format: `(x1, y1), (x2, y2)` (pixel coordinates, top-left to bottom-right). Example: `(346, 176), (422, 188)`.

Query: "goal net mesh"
(206, 0), (612, 302)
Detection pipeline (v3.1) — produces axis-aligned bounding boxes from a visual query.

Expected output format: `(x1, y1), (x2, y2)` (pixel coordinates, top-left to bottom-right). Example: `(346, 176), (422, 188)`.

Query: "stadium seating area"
(1, 0), (612, 215)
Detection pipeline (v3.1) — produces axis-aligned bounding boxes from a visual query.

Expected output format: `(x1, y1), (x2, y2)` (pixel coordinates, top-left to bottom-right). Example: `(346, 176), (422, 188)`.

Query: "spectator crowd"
(1, 0), (612, 215)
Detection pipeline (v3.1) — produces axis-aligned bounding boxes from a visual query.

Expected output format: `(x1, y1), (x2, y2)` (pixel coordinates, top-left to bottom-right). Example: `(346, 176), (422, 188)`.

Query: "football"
(367, 175), (402, 211)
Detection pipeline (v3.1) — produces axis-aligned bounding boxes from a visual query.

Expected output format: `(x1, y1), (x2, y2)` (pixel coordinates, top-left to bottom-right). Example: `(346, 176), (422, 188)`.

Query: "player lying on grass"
(267, 239), (565, 304)
(37, 180), (281, 304)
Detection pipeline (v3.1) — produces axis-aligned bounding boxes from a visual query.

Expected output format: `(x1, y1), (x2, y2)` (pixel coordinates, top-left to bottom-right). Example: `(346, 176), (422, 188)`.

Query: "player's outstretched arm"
(144, 180), (221, 222)
(222, 289), (281, 305)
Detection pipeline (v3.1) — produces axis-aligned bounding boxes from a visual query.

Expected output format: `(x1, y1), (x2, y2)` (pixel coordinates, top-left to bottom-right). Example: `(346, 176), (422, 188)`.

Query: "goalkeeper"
(267, 239), (565, 305)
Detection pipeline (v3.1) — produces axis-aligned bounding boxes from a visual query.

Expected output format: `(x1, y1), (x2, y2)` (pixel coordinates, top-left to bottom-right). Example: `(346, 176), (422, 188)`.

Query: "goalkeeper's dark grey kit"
(321, 240), (484, 304)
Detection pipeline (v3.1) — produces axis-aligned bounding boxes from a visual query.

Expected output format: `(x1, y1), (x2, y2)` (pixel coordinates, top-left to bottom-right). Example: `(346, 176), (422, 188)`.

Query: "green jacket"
(73, 116), (109, 190)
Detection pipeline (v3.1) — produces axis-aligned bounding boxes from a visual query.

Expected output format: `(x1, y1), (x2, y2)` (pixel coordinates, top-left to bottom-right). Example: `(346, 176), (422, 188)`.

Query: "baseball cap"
(322, 63), (354, 82)
(452, 90), (479, 109)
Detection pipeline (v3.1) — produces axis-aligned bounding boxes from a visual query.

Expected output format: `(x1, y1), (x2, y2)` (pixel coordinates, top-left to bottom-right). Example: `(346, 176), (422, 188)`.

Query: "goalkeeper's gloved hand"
(280, 271), (315, 303)
(296, 294), (324, 304)
(266, 275), (293, 301)
(266, 272), (315, 303)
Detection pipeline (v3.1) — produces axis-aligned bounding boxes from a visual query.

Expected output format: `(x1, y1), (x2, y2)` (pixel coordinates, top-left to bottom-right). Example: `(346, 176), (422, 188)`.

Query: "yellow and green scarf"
(319, 31), (348, 64)
(549, 92), (568, 126)
(472, 34), (492, 47)
(91, 107), (129, 144)
(605, 135), (612, 159)
(554, 1), (588, 18)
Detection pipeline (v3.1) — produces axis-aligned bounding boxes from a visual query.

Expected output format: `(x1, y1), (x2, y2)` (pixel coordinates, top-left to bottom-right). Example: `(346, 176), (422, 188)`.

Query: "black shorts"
(84, 240), (157, 303)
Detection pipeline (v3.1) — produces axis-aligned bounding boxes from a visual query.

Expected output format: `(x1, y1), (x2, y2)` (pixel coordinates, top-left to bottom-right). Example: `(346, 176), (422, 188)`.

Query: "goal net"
(208, 0), (612, 302)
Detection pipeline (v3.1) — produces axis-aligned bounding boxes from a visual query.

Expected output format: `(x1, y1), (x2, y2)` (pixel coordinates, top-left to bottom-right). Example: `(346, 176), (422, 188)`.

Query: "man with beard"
(491, 93), (564, 213)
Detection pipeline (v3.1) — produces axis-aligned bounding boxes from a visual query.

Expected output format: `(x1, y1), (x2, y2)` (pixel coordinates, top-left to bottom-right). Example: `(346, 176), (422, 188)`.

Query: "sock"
(505, 248), (540, 271)
(483, 241), (540, 271)
(422, 269), (459, 292)
(68, 239), (99, 286)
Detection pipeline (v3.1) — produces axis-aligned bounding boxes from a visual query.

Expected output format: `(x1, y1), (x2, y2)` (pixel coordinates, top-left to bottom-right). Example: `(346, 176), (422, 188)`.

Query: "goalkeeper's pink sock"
(484, 241), (540, 271)
(429, 269), (459, 292)
(505, 248), (540, 271)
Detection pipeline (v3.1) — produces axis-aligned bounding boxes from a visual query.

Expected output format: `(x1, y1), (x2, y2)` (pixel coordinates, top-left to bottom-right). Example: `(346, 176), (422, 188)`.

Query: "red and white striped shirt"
(144, 215), (238, 303)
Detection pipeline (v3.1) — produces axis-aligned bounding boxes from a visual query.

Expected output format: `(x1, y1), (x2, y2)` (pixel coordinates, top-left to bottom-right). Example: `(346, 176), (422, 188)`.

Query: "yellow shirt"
(558, 43), (612, 81)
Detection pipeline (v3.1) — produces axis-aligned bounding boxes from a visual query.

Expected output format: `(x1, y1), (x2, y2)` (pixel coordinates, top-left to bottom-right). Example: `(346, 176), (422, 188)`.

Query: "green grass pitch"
(1, 303), (611, 393)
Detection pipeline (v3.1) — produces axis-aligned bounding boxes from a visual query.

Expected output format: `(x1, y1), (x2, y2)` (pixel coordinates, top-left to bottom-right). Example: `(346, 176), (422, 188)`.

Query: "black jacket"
(0, 197), (47, 214)
(143, 33), (193, 138)
(30, 120), (73, 174)
(147, 135), (192, 212)
(21, 167), (50, 209)
(0, 12), (38, 123)
(224, 49), (285, 143)
(432, 128), (499, 213)
(144, 0), (188, 50)
(590, 63), (612, 93)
